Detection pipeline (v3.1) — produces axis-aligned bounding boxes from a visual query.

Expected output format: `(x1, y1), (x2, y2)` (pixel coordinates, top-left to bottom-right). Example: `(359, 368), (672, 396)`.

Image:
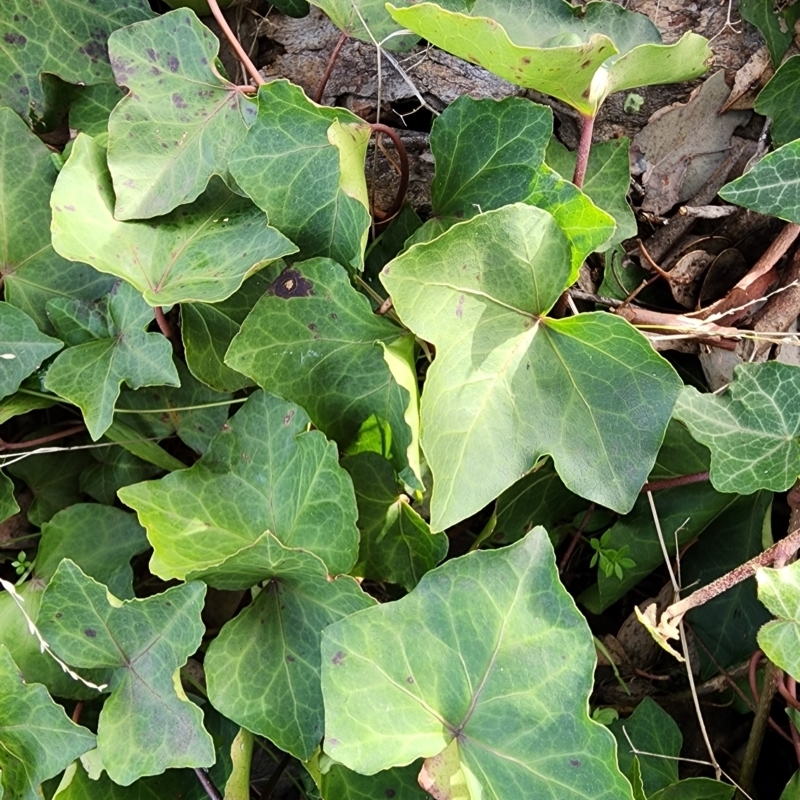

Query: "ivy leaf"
(387, 0), (710, 116)
(0, 0), (152, 123)
(321, 527), (632, 798)
(0, 392), (57, 425)
(545, 137), (636, 250)
(0, 303), (62, 400)
(0, 646), (95, 800)
(80, 447), (161, 506)
(180, 272), (269, 393)
(229, 80), (371, 270)
(226, 259), (414, 472)
(755, 56), (800, 148)
(0, 108), (113, 333)
(650, 779), (734, 800)
(674, 363), (800, 495)
(0, 471), (17, 524)
(38, 560), (214, 785)
(118, 390), (359, 579)
(51, 135), (297, 306)
(308, 0), (417, 51)
(382, 204), (681, 531)
(740, 0), (800, 67)
(205, 539), (374, 758)
(106, 9), (258, 219)
(407, 97), (615, 268)
(309, 758), (430, 800)
(43, 282), (180, 440)
(719, 140), (800, 223)
(757, 559), (800, 682)
(69, 84), (126, 138)
(342, 453), (448, 591)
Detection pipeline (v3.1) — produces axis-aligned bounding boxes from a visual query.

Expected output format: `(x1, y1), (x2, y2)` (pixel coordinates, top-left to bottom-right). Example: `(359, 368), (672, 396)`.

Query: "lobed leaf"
(755, 56), (800, 147)
(757, 559), (800, 682)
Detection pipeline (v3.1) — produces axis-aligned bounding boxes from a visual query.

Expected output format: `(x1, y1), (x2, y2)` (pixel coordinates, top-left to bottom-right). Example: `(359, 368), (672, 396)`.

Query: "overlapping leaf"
(755, 56), (800, 147)
(0, 646), (95, 800)
(0, 108), (112, 333)
(79, 447), (161, 505)
(38, 560), (213, 785)
(0, 0), (152, 122)
(118, 390), (359, 579)
(310, 758), (430, 800)
(0, 471), (17, 524)
(226, 259), (414, 470)
(51, 135), (296, 306)
(322, 527), (633, 799)
(205, 539), (374, 758)
(106, 9), (259, 219)
(382, 204), (682, 531)
(387, 0), (710, 115)
(740, 0), (800, 66)
(229, 80), (371, 270)
(69, 84), (126, 138)
(674, 362), (800, 495)
(757, 559), (800, 682)
(43, 281), (180, 440)
(0, 303), (62, 400)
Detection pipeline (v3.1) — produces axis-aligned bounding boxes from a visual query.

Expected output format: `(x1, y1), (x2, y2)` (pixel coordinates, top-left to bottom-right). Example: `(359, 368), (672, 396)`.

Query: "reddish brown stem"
(370, 123), (409, 221)
(71, 701), (84, 724)
(206, 0), (264, 87)
(193, 768), (222, 800)
(641, 471), (710, 494)
(558, 502), (596, 573)
(572, 114), (595, 189)
(778, 673), (800, 712)
(315, 31), (348, 104)
(154, 306), (175, 344)
(376, 297), (394, 316)
(0, 424), (85, 452)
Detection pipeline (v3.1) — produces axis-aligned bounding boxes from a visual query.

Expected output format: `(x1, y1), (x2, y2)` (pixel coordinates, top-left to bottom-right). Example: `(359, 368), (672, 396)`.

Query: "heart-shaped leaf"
(205, 537), (374, 758)
(0, 0), (152, 123)
(38, 560), (213, 785)
(118, 390), (359, 579)
(0, 645), (95, 800)
(321, 527), (633, 799)
(0, 108), (113, 333)
(674, 362), (800, 495)
(226, 259), (414, 474)
(51, 135), (296, 306)
(757, 559), (800, 682)
(0, 303), (62, 400)
(106, 8), (259, 219)
(382, 204), (682, 531)
(229, 80), (371, 270)
(43, 281), (180, 440)
(387, 0), (710, 116)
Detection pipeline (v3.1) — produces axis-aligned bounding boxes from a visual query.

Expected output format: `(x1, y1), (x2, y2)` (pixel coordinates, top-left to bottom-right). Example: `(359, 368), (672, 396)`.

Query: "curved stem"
(315, 31), (348, 104)
(154, 306), (175, 346)
(370, 123), (409, 221)
(193, 768), (222, 800)
(0, 424), (85, 452)
(572, 114), (595, 189)
(207, 0), (264, 87)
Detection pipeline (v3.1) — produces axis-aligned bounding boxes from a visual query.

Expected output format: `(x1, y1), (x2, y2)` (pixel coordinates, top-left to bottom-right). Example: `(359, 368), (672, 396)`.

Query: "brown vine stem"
(193, 768), (222, 800)
(0, 424), (85, 452)
(315, 31), (348, 103)
(153, 306), (175, 346)
(207, 0), (264, 87)
(370, 123), (409, 221)
(572, 113), (595, 189)
(641, 471), (710, 493)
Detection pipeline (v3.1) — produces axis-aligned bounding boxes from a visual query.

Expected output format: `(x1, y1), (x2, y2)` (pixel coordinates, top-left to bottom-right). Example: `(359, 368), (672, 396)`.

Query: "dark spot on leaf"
(286, 654), (295, 662)
(55, 612), (62, 618)
(79, 40), (108, 64)
(64, 204), (76, 212)
(84, 628), (97, 638)
(521, 56), (530, 65)
(581, 59), (591, 68)
(146, 47), (157, 61)
(200, 57), (208, 65)
(406, 676), (414, 684)
(327, 738), (339, 747)
(331, 651), (345, 665)
(150, 66), (161, 76)
(19, 87), (28, 96)
(308, 322), (320, 338)
(3, 33), (26, 45)
(582, 88), (590, 98)
(570, 759), (580, 767)
(386, 791), (396, 798)
(331, 312), (338, 320)
(172, 92), (188, 108)
(283, 410), (295, 425)
(269, 267), (314, 298)
(456, 294), (465, 319)
(167, 55), (180, 72)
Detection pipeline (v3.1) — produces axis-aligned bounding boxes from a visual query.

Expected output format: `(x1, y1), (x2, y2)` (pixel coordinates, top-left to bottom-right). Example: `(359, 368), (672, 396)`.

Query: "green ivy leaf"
(205, 540), (374, 759)
(719, 140), (800, 223)
(308, 0), (418, 51)
(51, 135), (296, 306)
(545, 137), (636, 250)
(0, 0), (152, 123)
(38, 560), (213, 785)
(106, 9), (259, 219)
(740, 0), (800, 67)
(321, 527), (632, 798)
(226, 259), (414, 472)
(382, 204), (681, 531)
(79, 447), (161, 506)
(180, 273), (269, 393)
(0, 393), (57, 425)
(0, 108), (113, 333)
(229, 81), (371, 270)
(310, 758), (430, 800)
(69, 84), (126, 138)
(0, 645), (95, 800)
(118, 390), (359, 579)
(757, 559), (800, 682)
(0, 471), (18, 524)
(649, 779), (734, 800)
(43, 282), (180, 440)
(342, 452), (448, 591)
(387, 0), (710, 116)
(755, 56), (800, 147)
(674, 363), (800, 495)
(0, 303), (62, 400)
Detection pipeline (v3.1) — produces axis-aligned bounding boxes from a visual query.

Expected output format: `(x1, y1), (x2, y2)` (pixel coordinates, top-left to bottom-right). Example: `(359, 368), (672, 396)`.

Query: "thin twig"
(194, 768), (222, 800)
(370, 123), (409, 221)
(207, 0), (264, 86)
(376, 296), (394, 316)
(558, 503), (596, 573)
(0, 424), (85, 452)
(641, 471), (709, 493)
(315, 31), (348, 103)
